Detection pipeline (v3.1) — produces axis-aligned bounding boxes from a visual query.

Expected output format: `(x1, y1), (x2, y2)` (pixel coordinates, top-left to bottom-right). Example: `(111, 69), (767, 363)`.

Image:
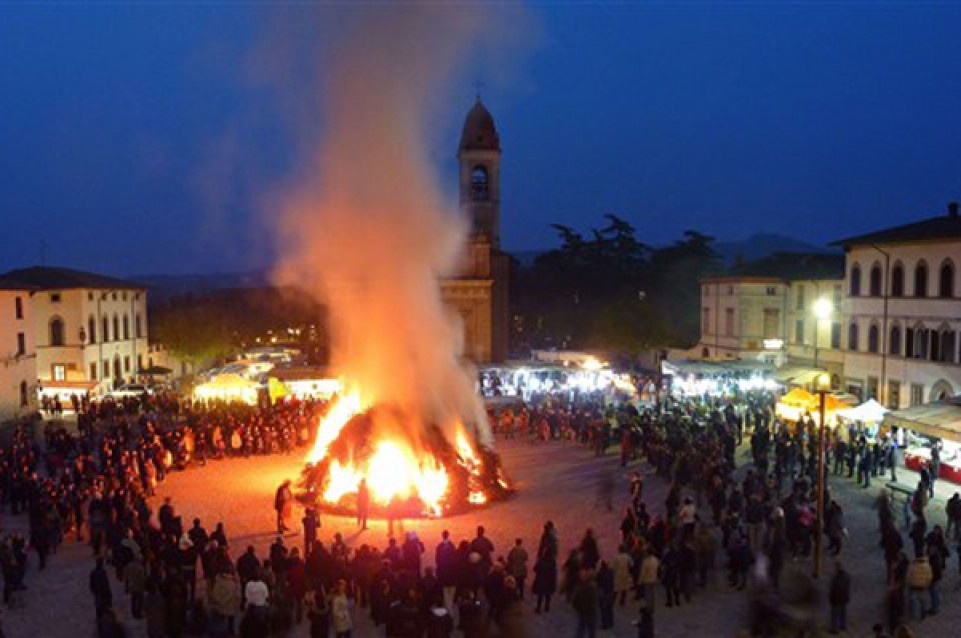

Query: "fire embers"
(300, 399), (511, 518)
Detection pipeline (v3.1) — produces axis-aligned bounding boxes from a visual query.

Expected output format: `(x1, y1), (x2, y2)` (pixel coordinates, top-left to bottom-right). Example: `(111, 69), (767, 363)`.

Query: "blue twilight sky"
(2, 3), (961, 276)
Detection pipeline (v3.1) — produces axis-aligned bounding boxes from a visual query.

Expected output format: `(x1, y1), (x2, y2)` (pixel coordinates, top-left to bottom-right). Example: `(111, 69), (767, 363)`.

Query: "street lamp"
(813, 297), (833, 368)
(813, 371), (831, 579)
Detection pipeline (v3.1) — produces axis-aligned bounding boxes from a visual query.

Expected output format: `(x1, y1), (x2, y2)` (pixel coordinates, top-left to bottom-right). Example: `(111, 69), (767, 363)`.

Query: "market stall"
(836, 399), (888, 440)
(192, 373), (261, 405)
(885, 399), (961, 484)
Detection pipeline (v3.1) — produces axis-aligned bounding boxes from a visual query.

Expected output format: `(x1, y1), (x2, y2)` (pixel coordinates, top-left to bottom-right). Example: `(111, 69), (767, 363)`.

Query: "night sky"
(2, 4), (961, 276)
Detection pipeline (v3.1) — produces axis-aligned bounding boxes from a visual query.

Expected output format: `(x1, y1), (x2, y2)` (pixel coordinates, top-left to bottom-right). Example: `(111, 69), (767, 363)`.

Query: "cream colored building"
(0, 282), (37, 420)
(440, 98), (510, 363)
(1, 267), (149, 395)
(835, 202), (961, 408)
(696, 254), (845, 380)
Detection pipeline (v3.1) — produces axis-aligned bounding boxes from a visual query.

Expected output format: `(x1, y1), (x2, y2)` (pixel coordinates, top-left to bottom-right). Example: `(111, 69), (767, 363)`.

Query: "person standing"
(532, 548), (557, 614)
(828, 560), (851, 634)
(436, 530), (458, 614)
(89, 558), (113, 622)
(302, 507), (320, 559)
(906, 554), (932, 620)
(330, 578), (353, 638)
(571, 569), (598, 638)
(506, 538), (529, 599)
(275, 479), (293, 534)
(124, 555), (147, 619)
(356, 479), (369, 530)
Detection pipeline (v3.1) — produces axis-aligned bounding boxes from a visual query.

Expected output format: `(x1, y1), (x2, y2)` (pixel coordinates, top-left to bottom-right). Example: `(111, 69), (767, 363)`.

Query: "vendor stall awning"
(837, 399), (888, 424)
(773, 366), (826, 385)
(884, 398), (961, 443)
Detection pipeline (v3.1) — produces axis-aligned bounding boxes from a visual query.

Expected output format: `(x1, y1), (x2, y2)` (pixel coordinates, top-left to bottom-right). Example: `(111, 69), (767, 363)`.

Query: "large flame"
(307, 392), (489, 516)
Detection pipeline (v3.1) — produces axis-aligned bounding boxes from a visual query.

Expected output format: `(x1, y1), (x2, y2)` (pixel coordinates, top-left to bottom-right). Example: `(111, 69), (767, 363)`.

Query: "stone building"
(0, 279), (36, 421)
(440, 98), (510, 362)
(835, 202), (961, 407)
(0, 266), (149, 397)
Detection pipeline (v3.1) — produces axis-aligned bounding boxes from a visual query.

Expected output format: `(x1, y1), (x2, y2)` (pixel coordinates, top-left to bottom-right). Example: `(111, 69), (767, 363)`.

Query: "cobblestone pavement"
(5, 438), (961, 637)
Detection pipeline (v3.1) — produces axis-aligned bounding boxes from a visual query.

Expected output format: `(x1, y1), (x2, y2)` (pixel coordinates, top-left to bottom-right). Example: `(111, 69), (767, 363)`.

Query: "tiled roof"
(0, 266), (146, 291)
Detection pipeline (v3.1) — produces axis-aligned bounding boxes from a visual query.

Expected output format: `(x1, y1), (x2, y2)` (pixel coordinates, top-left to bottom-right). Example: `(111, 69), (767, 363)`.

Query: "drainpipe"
(870, 244), (890, 406)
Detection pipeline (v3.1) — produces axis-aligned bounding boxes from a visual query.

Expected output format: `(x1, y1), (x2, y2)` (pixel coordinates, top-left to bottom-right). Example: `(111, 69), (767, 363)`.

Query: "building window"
(724, 308), (735, 336)
(830, 322), (841, 349)
(103, 361), (110, 378)
(113, 315), (120, 342)
(19, 381), (28, 407)
(915, 326), (929, 359)
(123, 315), (130, 340)
(124, 356), (131, 373)
(50, 292), (61, 303)
(930, 330), (940, 362)
(832, 285), (842, 308)
(848, 322), (859, 351)
(940, 260), (954, 298)
(122, 291), (128, 301)
(135, 314), (143, 338)
(52, 364), (66, 381)
(765, 287), (777, 296)
(915, 261), (928, 297)
(470, 165), (489, 200)
(888, 381), (901, 410)
(16, 332), (25, 356)
(911, 383), (924, 407)
(702, 308), (711, 335)
(49, 317), (65, 346)
(905, 327), (915, 358)
(89, 362), (97, 381)
(763, 309), (780, 339)
(868, 324), (880, 353)
(849, 264), (861, 296)
(890, 325), (901, 356)
(869, 263), (882, 296)
(112, 292), (117, 301)
(88, 316), (96, 344)
(14, 296), (23, 319)
(88, 292), (93, 301)
(891, 263), (904, 297)
(941, 330), (956, 363)
(795, 319), (805, 345)
(867, 376), (879, 401)
(796, 285), (805, 311)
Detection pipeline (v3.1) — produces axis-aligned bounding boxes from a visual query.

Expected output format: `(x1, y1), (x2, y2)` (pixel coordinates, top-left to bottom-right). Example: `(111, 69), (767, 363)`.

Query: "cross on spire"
(473, 79), (485, 102)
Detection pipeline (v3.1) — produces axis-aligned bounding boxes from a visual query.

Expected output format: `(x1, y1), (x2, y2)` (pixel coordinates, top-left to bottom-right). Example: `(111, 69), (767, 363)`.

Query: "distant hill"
(712, 233), (835, 265)
(137, 233), (835, 301)
(135, 270), (270, 302)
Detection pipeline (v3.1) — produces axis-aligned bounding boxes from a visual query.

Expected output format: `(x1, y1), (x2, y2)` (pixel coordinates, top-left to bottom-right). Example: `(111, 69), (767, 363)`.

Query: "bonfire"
(299, 391), (512, 517)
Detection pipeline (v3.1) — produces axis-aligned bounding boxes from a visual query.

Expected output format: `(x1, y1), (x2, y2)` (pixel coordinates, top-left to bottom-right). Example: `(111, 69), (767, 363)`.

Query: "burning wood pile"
(300, 393), (511, 517)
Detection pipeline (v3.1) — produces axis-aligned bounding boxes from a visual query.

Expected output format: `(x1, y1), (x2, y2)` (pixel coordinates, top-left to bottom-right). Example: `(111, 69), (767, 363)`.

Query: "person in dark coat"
(532, 548), (557, 615)
(89, 558), (113, 621)
(597, 560), (615, 630)
(571, 570), (598, 638)
(828, 560), (851, 634)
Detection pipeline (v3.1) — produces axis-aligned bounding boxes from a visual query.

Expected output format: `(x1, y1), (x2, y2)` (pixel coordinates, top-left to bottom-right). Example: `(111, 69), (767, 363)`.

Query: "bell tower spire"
(458, 97), (501, 248)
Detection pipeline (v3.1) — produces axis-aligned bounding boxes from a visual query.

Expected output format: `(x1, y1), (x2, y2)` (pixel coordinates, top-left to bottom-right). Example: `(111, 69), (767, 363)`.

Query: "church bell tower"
(458, 97), (501, 248)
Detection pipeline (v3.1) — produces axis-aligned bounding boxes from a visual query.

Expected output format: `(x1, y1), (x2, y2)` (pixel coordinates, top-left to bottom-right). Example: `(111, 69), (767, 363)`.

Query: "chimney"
(950, 201), (960, 218)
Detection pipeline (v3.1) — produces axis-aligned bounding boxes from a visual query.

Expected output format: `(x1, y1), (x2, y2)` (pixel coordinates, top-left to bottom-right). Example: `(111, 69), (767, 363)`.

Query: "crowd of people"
(1, 383), (960, 637)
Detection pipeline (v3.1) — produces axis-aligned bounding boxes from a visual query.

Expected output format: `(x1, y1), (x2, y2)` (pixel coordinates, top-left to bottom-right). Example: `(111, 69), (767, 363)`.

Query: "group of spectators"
(3, 382), (961, 638)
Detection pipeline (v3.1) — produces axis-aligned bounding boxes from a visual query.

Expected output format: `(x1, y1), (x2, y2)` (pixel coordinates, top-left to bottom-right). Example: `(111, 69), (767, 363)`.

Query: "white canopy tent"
(836, 399), (888, 424)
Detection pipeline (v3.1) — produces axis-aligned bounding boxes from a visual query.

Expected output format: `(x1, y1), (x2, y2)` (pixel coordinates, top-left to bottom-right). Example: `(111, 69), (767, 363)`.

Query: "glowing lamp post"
(813, 371), (831, 578)
(813, 297), (833, 368)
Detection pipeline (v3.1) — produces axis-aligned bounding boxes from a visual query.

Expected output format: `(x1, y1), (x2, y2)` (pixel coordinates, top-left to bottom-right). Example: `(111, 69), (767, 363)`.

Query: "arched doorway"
(930, 379), (955, 402)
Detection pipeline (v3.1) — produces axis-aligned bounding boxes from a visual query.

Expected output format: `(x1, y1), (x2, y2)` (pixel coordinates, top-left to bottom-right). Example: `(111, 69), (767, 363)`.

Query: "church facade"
(440, 99), (510, 363)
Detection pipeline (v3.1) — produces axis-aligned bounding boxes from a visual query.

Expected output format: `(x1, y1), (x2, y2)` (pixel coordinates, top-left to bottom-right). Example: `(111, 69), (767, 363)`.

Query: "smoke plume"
(272, 6), (500, 446)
